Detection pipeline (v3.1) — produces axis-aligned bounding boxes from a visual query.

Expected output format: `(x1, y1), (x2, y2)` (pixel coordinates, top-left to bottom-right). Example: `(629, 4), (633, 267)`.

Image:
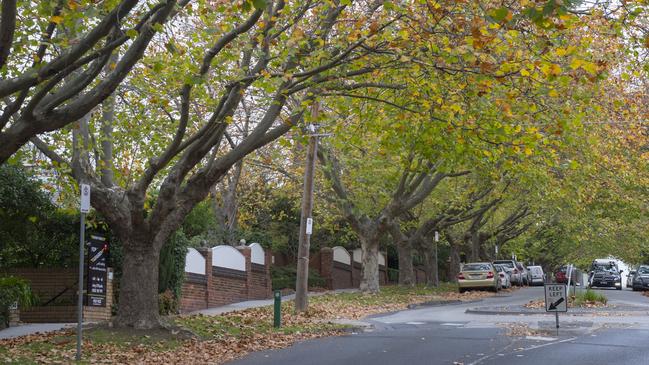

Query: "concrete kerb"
(407, 298), (483, 310)
(465, 306), (649, 316)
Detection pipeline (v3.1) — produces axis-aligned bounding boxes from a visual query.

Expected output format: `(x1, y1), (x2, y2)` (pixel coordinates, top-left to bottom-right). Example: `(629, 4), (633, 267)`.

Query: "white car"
(494, 264), (512, 289)
(527, 265), (545, 286)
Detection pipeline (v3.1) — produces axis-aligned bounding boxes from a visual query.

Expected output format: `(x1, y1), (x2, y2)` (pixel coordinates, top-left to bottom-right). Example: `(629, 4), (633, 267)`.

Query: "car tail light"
(487, 271), (494, 278)
(457, 273), (465, 280)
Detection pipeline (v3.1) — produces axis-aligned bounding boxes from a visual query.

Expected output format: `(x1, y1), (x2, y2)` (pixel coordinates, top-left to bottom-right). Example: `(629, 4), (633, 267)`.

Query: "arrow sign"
(544, 284), (568, 312)
(548, 297), (564, 311)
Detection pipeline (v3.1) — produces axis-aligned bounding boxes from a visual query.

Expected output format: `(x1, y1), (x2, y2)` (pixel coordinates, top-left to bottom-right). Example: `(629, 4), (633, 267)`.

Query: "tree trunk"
(397, 240), (415, 286)
(421, 243), (438, 287)
(359, 236), (380, 293)
(448, 240), (461, 282)
(470, 230), (481, 262)
(114, 241), (161, 329)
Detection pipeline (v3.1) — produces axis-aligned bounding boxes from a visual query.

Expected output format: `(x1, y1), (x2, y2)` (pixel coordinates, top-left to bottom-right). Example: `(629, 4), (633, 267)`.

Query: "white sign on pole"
(305, 218), (313, 235)
(434, 231), (439, 242)
(80, 184), (91, 213)
(544, 284), (568, 312)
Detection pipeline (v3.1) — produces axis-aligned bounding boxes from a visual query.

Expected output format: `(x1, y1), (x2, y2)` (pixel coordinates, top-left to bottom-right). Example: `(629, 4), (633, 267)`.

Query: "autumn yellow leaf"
(51, 15), (64, 24)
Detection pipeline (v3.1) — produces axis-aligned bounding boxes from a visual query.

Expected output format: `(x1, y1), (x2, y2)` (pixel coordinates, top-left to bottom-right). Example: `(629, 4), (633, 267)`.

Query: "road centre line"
(468, 336), (578, 365)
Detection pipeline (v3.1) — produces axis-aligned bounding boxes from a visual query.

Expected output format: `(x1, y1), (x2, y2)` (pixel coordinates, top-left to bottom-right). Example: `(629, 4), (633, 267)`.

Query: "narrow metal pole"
(555, 311), (559, 336)
(76, 213), (85, 361)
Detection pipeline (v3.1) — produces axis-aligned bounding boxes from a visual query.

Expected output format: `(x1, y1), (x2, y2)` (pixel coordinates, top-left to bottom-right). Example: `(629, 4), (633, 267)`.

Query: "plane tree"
(0, 0), (198, 163)
(27, 0), (405, 328)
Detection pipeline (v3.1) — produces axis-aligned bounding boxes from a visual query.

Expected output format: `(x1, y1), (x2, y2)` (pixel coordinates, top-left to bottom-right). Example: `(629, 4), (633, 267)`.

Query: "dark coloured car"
(632, 266), (649, 291)
(589, 265), (622, 290)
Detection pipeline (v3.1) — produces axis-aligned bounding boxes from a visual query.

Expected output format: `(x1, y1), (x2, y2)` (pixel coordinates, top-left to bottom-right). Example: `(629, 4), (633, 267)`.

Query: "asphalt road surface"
(230, 286), (649, 365)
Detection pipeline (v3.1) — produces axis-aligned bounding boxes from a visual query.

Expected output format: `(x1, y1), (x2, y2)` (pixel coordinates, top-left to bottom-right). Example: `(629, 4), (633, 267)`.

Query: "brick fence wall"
(5, 268), (114, 324)
(312, 247), (388, 290)
(179, 246), (272, 313)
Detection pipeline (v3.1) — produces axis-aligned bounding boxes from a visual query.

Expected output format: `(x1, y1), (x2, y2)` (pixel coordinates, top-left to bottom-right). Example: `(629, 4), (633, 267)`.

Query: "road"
(230, 287), (649, 365)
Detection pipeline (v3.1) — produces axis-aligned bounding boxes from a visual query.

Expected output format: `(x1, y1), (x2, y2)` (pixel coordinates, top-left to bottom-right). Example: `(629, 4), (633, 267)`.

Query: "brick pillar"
(237, 246), (252, 299)
(265, 249), (273, 298)
(320, 247), (334, 290)
(199, 247), (213, 308)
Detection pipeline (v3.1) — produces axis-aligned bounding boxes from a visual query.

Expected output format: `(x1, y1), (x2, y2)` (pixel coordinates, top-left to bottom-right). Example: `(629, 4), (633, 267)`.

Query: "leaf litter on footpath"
(1, 284), (495, 364)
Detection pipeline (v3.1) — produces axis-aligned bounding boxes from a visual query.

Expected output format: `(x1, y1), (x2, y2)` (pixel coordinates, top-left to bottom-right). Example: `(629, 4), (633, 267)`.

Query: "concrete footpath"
(0, 289), (359, 340)
(0, 323), (76, 340)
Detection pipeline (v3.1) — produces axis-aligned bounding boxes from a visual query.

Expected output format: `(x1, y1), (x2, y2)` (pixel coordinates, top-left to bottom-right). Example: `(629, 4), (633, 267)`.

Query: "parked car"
(588, 259), (622, 290)
(527, 265), (545, 286)
(632, 265), (649, 291)
(458, 262), (500, 293)
(627, 269), (636, 288)
(493, 260), (523, 286)
(494, 264), (512, 289)
(554, 265), (577, 284)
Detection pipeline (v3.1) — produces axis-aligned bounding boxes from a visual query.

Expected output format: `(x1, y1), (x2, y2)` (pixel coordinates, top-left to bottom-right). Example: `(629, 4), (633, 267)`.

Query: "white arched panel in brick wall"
(332, 246), (351, 265)
(248, 243), (265, 265)
(352, 248), (362, 263)
(212, 245), (246, 271)
(351, 248), (385, 266)
(185, 248), (206, 274)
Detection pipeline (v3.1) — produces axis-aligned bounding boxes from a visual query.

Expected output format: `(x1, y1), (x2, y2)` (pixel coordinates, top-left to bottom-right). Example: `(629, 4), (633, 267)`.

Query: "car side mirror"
(619, 270), (624, 274)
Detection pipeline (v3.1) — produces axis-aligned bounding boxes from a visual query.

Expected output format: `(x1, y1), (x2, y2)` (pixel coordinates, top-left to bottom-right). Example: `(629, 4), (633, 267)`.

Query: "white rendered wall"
(212, 245), (246, 271)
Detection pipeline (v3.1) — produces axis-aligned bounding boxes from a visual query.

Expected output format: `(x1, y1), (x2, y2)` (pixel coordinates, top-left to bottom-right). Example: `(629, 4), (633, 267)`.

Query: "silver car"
(494, 264), (512, 289)
(493, 260), (523, 286)
(527, 265), (545, 286)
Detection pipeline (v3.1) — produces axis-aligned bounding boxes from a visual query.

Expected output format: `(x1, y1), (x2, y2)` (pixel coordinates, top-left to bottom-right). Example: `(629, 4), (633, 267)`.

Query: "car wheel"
(617, 285), (622, 290)
(458, 288), (465, 293)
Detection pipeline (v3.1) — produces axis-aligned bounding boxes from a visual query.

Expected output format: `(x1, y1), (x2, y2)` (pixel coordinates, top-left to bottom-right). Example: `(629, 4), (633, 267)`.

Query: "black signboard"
(86, 234), (108, 307)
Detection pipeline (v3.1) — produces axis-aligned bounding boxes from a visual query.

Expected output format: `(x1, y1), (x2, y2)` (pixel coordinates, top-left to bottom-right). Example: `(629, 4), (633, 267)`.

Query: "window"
(463, 264), (492, 271)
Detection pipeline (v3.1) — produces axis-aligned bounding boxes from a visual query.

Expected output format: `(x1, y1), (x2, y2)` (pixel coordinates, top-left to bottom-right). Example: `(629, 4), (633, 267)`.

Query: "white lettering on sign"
(544, 284), (567, 312)
(80, 184), (91, 213)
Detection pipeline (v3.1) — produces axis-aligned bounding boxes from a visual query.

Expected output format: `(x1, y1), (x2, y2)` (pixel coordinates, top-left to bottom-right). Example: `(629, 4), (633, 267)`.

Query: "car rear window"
(463, 264), (492, 271)
(637, 267), (649, 275)
(493, 261), (514, 268)
(529, 267), (543, 275)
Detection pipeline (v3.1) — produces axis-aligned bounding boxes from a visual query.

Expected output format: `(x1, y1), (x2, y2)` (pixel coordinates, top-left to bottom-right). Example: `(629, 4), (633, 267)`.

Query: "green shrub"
(572, 288), (607, 306)
(0, 276), (34, 327)
(271, 266), (326, 290)
(0, 165), (78, 268)
(159, 230), (190, 299)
